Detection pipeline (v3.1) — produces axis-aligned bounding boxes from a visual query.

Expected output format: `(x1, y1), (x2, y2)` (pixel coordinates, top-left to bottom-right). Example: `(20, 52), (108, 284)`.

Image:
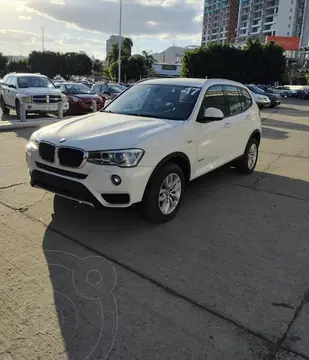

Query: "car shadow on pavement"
(263, 118), (309, 132)
(279, 105), (309, 117)
(261, 126), (289, 140)
(42, 166), (309, 359)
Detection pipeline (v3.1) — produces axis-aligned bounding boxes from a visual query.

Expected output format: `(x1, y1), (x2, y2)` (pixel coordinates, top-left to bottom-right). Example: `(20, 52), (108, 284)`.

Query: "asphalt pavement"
(0, 99), (308, 360)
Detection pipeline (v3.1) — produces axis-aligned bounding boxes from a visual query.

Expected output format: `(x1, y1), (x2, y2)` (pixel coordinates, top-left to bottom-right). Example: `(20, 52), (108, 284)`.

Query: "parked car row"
(0, 72), (128, 119)
(1, 73), (69, 118)
(246, 84), (281, 108)
(258, 84), (309, 99)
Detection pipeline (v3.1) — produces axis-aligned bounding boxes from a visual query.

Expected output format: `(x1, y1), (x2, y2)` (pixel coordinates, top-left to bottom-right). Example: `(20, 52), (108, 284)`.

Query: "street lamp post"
(118, 0), (123, 83)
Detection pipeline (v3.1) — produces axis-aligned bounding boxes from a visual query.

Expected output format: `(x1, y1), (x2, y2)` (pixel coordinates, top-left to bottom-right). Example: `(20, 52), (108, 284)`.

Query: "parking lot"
(0, 99), (308, 359)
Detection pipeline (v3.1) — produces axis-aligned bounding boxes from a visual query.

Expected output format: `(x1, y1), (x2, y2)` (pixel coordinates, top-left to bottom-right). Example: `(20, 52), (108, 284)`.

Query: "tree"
(28, 51), (92, 79)
(181, 39), (286, 84)
(28, 51), (64, 78)
(122, 37), (133, 56)
(0, 53), (8, 77)
(92, 59), (102, 73)
(6, 60), (29, 73)
(106, 43), (128, 65)
(108, 54), (154, 82)
(141, 51), (157, 68)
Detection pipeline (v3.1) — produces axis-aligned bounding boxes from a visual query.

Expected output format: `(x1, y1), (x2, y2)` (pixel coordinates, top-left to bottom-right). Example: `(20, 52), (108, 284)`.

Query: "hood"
(251, 92), (269, 100)
(67, 93), (101, 100)
(18, 87), (62, 96)
(34, 112), (182, 150)
(264, 92), (279, 98)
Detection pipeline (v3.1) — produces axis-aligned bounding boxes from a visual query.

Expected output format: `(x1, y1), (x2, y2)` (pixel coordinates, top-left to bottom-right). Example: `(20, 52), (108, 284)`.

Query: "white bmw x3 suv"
(26, 78), (261, 223)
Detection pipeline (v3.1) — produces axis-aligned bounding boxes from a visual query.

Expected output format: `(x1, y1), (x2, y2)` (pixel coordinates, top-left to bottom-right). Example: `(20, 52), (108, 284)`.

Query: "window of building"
(161, 64), (177, 71)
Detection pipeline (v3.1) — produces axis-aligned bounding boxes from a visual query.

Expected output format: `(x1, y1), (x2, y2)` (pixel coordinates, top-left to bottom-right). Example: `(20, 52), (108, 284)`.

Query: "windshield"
(109, 84), (126, 93)
(248, 85), (265, 94)
(65, 83), (93, 94)
(18, 76), (55, 89)
(103, 84), (201, 121)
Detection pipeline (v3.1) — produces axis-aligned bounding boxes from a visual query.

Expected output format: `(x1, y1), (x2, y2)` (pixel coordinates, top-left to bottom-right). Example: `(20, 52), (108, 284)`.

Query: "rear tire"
(0, 97), (10, 115)
(236, 137), (259, 174)
(141, 163), (185, 223)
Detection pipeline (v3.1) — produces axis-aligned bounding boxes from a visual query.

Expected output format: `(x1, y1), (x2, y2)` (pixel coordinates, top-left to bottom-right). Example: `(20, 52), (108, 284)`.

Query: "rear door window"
(239, 87), (252, 112)
(224, 85), (243, 116)
(198, 85), (228, 119)
(92, 84), (100, 92)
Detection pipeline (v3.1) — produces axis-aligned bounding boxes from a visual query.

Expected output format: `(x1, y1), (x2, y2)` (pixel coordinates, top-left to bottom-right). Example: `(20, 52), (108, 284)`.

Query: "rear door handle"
(224, 123), (231, 128)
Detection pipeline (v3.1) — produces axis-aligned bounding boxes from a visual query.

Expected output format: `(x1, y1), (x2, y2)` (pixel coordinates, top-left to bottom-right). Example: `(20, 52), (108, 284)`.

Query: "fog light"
(111, 175), (121, 185)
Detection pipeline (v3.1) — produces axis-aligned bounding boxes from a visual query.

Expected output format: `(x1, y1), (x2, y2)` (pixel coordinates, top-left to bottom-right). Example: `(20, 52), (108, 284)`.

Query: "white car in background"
(249, 90), (270, 108)
(0, 73), (69, 119)
(27, 78), (261, 223)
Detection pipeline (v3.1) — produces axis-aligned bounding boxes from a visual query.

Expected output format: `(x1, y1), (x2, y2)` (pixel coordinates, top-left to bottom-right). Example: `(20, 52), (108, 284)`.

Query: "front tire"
(141, 163), (185, 223)
(236, 137), (259, 174)
(0, 97), (10, 115)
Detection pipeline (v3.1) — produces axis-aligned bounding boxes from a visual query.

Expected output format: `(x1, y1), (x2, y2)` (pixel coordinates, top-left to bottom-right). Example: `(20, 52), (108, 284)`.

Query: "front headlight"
(88, 149), (144, 167)
(71, 96), (81, 102)
(27, 138), (39, 150)
(61, 94), (68, 102)
(21, 96), (32, 103)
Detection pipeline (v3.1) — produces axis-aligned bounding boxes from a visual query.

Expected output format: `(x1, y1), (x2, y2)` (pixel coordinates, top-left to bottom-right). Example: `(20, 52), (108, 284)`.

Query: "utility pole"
(41, 26), (45, 52)
(118, 0), (123, 83)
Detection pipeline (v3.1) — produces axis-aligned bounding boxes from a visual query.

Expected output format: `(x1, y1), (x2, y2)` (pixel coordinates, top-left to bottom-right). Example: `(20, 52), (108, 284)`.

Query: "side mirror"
(9, 84), (16, 89)
(202, 107), (224, 121)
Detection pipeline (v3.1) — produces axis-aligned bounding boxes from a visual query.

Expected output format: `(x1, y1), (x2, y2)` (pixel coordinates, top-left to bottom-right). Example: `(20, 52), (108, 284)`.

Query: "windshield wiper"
(126, 113), (163, 119)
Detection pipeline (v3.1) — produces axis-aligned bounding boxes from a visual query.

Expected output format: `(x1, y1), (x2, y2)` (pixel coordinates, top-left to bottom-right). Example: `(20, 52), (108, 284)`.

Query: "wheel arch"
(142, 152), (191, 200)
(250, 129), (261, 146)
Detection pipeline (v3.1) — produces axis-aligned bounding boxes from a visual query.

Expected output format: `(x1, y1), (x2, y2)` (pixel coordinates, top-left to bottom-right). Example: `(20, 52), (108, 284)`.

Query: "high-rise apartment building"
(106, 35), (125, 57)
(201, 0), (240, 46)
(201, 0), (309, 47)
(236, 0), (309, 46)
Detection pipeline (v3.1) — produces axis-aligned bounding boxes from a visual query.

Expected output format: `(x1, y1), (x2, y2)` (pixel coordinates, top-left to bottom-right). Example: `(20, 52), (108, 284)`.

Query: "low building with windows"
(152, 63), (181, 77)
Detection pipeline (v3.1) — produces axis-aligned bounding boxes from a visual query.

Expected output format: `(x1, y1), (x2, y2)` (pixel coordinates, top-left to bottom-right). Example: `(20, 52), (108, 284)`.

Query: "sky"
(0, 0), (203, 60)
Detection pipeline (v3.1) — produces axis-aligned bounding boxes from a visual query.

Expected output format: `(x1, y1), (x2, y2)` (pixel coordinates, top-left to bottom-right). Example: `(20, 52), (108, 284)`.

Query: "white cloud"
(0, 0), (202, 57)
(18, 15), (32, 20)
(26, 0), (202, 37)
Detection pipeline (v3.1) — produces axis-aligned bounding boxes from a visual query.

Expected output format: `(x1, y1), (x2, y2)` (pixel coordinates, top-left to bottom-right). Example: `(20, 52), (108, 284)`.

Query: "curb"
(0, 118), (63, 131)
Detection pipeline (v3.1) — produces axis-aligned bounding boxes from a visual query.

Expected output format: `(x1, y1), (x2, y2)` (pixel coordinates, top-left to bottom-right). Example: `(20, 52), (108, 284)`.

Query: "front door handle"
(246, 114), (251, 119)
(224, 123), (231, 128)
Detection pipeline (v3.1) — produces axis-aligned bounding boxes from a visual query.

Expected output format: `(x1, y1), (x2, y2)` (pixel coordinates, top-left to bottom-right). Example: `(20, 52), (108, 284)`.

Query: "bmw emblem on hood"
(59, 138), (66, 143)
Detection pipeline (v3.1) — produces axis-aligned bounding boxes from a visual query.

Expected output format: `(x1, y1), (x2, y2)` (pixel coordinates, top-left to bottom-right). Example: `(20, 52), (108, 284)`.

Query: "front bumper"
(69, 101), (104, 113)
(23, 102), (69, 112)
(257, 101), (271, 108)
(26, 147), (154, 208)
(270, 98), (281, 106)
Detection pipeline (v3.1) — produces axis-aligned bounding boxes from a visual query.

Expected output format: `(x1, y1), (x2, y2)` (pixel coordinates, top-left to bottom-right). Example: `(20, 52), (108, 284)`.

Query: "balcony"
(250, 28), (262, 35)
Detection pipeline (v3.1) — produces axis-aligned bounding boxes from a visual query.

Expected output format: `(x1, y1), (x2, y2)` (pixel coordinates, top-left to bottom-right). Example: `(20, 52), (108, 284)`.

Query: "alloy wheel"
(158, 173), (182, 215)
